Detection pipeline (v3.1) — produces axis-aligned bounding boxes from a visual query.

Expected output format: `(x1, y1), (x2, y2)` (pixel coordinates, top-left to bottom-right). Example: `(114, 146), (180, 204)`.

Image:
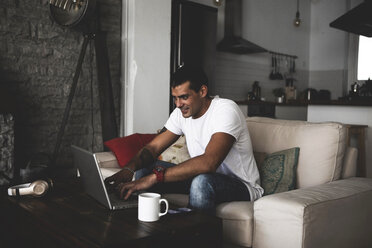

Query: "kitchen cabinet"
(237, 101), (307, 121)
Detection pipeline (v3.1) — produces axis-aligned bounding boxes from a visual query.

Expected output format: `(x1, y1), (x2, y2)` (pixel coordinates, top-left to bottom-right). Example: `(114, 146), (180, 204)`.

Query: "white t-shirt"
(165, 97), (263, 201)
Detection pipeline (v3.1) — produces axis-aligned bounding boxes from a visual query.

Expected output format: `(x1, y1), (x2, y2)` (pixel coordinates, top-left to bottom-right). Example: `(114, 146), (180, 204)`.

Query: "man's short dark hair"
(172, 65), (208, 92)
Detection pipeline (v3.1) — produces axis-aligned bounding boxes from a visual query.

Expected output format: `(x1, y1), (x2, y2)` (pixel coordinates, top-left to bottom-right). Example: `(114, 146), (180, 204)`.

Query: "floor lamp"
(49, 0), (118, 171)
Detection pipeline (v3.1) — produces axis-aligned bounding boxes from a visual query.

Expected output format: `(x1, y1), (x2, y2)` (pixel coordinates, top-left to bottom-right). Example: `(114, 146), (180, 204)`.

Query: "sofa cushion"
(256, 147), (300, 196)
(104, 133), (156, 167)
(247, 117), (346, 189)
(216, 201), (254, 247)
(94, 151), (120, 168)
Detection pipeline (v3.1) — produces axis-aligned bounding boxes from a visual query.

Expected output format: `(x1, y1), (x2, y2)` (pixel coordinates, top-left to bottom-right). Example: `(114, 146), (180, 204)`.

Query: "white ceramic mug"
(138, 193), (169, 222)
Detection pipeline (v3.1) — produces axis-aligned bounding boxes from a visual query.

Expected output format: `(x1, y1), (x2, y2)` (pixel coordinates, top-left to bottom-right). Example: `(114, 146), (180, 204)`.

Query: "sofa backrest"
(246, 117), (346, 189)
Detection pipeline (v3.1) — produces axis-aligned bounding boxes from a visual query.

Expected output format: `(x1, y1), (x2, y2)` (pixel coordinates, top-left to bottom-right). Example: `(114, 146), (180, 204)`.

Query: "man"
(105, 66), (263, 212)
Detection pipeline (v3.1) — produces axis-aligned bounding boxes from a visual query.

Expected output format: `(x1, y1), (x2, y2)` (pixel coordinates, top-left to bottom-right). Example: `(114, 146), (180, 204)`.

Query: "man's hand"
(104, 168), (134, 191)
(117, 174), (157, 200)
(104, 130), (179, 191)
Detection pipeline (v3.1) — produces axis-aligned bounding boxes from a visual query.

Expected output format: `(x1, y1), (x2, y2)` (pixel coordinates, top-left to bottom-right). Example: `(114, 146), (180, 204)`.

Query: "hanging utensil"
(273, 54), (277, 79)
(274, 54), (279, 79)
(269, 54), (275, 80)
(273, 54), (279, 80)
(290, 57), (294, 74)
(277, 55), (283, 80)
(284, 56), (288, 76)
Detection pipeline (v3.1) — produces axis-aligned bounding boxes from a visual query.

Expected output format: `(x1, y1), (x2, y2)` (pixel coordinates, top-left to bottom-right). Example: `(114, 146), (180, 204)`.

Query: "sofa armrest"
(342, 146), (357, 179)
(253, 177), (372, 248)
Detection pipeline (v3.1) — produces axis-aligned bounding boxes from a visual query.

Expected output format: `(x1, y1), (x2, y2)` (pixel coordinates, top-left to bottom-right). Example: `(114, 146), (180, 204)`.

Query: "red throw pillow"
(104, 133), (157, 168)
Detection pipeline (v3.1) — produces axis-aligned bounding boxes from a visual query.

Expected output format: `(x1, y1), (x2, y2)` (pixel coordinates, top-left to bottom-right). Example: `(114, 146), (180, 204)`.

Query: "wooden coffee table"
(0, 179), (222, 247)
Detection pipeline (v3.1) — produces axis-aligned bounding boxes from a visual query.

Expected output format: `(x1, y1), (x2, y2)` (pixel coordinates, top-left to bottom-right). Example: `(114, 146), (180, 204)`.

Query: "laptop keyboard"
(109, 193), (138, 209)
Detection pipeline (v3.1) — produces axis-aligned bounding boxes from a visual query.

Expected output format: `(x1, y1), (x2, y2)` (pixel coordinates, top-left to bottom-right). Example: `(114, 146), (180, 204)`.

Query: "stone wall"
(0, 0), (121, 176)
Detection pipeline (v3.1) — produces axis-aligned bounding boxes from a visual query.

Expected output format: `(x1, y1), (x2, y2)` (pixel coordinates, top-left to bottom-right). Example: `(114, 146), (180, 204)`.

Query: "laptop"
(71, 145), (138, 210)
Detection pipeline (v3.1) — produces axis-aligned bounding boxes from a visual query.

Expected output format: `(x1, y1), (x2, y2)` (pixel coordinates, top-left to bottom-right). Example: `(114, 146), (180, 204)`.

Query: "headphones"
(7, 179), (53, 197)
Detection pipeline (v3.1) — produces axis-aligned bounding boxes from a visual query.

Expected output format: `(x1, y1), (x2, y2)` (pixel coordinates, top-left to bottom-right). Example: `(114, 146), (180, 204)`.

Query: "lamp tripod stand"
(49, 0), (118, 169)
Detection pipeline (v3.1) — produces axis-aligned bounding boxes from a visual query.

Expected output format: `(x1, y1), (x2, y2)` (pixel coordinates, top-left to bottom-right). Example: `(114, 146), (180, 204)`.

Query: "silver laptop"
(71, 145), (138, 210)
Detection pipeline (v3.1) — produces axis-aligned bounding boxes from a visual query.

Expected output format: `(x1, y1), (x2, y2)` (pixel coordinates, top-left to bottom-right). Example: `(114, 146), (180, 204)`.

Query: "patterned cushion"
(159, 136), (190, 164)
(255, 147), (300, 196)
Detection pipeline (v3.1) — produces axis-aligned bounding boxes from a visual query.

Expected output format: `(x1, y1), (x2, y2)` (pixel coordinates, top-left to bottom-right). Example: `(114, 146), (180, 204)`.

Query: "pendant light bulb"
(213, 0), (222, 6)
(294, 0), (301, 27)
(294, 11), (301, 27)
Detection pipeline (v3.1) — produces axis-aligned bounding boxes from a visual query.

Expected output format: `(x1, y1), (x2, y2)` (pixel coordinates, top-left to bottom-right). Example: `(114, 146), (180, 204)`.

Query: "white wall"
(308, 0), (349, 99)
(309, 0), (348, 71)
(243, 0), (311, 71)
(121, 0), (171, 135)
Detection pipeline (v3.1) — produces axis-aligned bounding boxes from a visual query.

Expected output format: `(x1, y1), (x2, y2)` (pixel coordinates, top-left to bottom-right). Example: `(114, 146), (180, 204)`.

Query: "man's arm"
(162, 132), (235, 181)
(118, 132), (235, 199)
(104, 130), (180, 187)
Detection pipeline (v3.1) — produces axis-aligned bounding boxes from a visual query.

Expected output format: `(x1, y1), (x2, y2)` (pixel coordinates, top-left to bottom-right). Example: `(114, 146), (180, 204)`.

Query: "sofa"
(95, 117), (372, 248)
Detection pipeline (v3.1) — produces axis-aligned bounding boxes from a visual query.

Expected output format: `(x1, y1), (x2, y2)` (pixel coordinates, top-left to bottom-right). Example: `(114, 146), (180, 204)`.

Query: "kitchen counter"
(235, 100), (308, 120)
(235, 99), (372, 107)
(235, 100), (306, 106)
(236, 98), (372, 121)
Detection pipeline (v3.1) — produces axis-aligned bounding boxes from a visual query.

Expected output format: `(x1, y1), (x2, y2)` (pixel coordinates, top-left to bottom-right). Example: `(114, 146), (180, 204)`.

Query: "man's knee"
(189, 174), (215, 210)
(190, 174), (214, 192)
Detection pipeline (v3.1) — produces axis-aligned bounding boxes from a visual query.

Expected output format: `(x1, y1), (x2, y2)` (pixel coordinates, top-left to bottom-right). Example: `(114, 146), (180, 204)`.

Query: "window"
(357, 36), (372, 80)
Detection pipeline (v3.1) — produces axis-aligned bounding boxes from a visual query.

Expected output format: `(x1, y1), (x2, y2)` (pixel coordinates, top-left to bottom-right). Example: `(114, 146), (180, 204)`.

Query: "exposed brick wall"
(0, 0), (121, 176)
(0, 114), (14, 185)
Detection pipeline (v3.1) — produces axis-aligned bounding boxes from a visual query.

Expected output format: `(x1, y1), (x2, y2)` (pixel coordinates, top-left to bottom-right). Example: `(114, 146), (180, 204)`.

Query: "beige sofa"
(95, 117), (372, 248)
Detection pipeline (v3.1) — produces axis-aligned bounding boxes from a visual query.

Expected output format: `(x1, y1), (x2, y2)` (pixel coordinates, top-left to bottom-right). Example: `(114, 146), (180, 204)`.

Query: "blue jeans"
(135, 160), (251, 212)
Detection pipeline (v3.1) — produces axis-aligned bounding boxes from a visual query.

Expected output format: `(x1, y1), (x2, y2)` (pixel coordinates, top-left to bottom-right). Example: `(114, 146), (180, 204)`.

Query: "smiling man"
(105, 66), (263, 212)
